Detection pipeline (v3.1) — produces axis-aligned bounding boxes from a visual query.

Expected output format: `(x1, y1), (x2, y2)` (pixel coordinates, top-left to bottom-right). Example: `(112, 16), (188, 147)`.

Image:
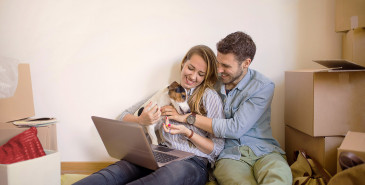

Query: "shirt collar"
(187, 87), (196, 96)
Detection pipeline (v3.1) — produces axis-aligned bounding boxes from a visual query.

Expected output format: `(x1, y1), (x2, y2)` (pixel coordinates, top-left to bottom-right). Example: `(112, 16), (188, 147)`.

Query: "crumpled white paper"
(0, 57), (19, 98)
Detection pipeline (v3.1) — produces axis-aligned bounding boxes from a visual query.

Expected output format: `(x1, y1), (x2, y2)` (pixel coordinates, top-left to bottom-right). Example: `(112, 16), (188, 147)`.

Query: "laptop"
(91, 116), (194, 170)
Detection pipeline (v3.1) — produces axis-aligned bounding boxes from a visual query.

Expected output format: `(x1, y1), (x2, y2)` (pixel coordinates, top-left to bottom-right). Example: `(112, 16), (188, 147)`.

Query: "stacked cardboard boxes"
(0, 64), (60, 185)
(284, 68), (365, 175)
(285, 0), (365, 176)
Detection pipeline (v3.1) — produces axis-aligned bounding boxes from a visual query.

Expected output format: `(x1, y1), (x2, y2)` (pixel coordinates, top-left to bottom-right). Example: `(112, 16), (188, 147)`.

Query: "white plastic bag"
(0, 57), (19, 98)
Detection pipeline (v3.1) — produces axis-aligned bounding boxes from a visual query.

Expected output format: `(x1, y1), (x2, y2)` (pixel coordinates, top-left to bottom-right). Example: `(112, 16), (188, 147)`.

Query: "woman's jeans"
(73, 156), (208, 185)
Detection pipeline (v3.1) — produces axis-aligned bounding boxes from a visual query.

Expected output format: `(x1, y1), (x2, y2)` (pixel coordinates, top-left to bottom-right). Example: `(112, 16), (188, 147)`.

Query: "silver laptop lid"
(92, 116), (159, 170)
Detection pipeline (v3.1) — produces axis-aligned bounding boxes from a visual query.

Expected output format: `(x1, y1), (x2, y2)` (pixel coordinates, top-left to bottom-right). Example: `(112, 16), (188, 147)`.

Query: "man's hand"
(161, 105), (189, 123)
(137, 102), (161, 126)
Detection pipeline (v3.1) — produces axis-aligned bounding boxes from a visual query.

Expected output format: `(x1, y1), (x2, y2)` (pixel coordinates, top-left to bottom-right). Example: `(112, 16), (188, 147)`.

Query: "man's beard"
(219, 68), (244, 85)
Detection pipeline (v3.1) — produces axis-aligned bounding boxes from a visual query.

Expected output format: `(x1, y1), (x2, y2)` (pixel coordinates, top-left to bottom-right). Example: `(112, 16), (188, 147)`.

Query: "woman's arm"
(118, 94), (161, 126)
(123, 102), (161, 126)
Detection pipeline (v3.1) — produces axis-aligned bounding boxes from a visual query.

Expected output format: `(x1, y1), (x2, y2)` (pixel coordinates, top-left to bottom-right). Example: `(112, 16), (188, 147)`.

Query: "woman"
(74, 45), (224, 185)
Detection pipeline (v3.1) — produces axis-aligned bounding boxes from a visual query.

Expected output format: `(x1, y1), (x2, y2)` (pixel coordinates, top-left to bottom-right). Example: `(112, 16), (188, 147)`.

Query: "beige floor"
(61, 174), (89, 185)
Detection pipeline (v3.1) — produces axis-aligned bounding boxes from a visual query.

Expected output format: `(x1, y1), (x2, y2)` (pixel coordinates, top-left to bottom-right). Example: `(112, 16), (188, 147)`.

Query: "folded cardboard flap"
(0, 64), (35, 123)
(313, 59), (365, 71)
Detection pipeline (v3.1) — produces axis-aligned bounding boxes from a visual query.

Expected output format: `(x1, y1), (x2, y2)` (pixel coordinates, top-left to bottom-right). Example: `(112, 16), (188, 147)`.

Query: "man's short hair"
(217, 31), (256, 63)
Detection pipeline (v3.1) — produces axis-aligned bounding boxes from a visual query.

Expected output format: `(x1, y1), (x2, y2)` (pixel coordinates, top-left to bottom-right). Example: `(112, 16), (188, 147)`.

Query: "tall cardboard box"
(342, 28), (365, 66)
(335, 0), (365, 32)
(337, 131), (365, 172)
(285, 68), (365, 136)
(285, 126), (344, 176)
(0, 150), (60, 185)
(0, 64), (35, 123)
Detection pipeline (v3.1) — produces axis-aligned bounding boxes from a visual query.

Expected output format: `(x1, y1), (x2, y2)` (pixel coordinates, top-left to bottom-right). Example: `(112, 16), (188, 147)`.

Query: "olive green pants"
(213, 146), (292, 185)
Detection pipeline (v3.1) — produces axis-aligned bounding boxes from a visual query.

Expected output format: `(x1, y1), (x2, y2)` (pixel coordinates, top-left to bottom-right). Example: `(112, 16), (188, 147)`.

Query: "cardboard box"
(0, 64), (35, 123)
(0, 123), (58, 151)
(335, 0), (365, 32)
(342, 28), (365, 66)
(285, 65), (365, 136)
(0, 150), (60, 185)
(285, 125), (344, 176)
(337, 131), (365, 172)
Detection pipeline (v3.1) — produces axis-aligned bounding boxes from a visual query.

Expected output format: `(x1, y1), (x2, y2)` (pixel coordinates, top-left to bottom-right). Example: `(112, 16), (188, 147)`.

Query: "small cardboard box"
(0, 64), (35, 123)
(0, 150), (60, 185)
(0, 123), (58, 151)
(285, 125), (344, 176)
(335, 0), (365, 32)
(337, 131), (365, 172)
(342, 28), (365, 66)
(285, 60), (365, 136)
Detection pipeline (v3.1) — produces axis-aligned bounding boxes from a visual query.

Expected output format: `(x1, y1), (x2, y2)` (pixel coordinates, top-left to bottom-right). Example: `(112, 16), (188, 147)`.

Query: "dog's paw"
(137, 107), (144, 116)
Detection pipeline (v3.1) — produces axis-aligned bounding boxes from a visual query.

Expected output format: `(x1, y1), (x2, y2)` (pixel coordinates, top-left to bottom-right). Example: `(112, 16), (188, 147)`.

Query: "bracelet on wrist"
(187, 129), (194, 139)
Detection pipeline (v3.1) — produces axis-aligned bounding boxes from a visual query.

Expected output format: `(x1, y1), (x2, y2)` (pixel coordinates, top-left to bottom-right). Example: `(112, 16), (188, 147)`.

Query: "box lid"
(313, 60), (365, 71)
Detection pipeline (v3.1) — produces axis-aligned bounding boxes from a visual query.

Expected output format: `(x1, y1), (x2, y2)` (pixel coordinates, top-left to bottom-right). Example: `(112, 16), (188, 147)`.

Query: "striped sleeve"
(202, 88), (225, 160)
(117, 95), (153, 120)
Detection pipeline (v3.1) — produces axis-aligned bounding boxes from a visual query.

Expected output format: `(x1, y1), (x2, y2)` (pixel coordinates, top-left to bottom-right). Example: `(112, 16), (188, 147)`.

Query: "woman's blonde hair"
(180, 45), (218, 115)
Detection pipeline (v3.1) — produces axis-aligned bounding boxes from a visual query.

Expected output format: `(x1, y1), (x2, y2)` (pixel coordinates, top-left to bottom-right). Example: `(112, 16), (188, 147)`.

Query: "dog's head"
(167, 81), (191, 114)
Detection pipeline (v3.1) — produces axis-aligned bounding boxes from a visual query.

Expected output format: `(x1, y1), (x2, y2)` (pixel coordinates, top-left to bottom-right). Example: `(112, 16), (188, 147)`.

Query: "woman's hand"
(163, 117), (190, 137)
(137, 102), (161, 126)
(161, 105), (188, 123)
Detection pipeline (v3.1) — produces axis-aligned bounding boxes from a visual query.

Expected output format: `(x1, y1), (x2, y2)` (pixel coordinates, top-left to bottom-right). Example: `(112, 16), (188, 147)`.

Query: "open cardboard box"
(0, 123), (58, 151)
(285, 60), (365, 137)
(0, 150), (60, 185)
(337, 131), (365, 173)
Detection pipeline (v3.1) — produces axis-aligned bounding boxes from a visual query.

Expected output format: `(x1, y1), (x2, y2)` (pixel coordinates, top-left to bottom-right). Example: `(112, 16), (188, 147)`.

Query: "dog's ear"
(168, 81), (179, 90)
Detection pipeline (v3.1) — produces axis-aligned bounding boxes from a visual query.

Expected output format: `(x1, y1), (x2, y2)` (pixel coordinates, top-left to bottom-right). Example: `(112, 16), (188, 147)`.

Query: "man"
(163, 31), (292, 185)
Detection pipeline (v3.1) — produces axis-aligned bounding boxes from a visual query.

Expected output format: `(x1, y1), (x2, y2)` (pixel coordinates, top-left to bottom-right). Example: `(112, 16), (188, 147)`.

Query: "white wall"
(0, 0), (341, 161)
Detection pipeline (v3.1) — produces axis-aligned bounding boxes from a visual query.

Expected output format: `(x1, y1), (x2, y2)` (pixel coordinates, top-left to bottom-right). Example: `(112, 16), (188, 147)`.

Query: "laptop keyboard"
(152, 151), (178, 163)
(155, 146), (174, 152)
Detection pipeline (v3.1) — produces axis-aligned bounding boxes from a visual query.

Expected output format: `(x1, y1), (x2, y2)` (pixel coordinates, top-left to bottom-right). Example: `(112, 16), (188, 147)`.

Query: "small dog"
(134, 81), (191, 145)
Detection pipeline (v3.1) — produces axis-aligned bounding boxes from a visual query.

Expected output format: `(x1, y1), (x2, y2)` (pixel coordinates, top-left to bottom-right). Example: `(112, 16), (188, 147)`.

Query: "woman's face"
(180, 54), (207, 90)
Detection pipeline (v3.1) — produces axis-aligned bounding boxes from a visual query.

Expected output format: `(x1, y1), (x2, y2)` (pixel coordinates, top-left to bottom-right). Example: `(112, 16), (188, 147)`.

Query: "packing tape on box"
(0, 57), (19, 98)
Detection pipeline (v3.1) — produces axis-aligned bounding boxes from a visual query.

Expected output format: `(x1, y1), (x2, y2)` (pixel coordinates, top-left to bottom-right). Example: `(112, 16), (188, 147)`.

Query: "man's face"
(216, 52), (249, 87)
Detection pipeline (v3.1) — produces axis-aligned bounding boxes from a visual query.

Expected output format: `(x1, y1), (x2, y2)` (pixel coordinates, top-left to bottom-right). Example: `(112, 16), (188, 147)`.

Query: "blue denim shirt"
(212, 68), (284, 160)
